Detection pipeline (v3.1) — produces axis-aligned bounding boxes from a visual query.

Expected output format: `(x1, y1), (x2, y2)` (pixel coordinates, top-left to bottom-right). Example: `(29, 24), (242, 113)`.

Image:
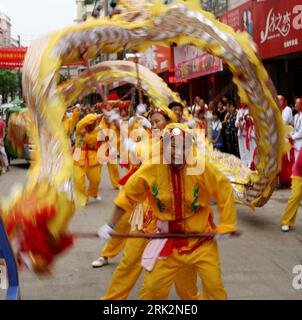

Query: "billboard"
(253, 0), (302, 59)
(174, 45), (223, 82)
(127, 45), (171, 74)
(220, 0), (302, 59)
(220, 0), (254, 36)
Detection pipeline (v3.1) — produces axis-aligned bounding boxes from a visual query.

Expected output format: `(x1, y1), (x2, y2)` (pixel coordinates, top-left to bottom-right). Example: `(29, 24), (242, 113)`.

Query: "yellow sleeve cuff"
(216, 224), (236, 234)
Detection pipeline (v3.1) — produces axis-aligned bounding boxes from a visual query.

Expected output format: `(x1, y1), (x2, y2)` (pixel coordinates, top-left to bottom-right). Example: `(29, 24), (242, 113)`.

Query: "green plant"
(0, 69), (18, 103)
(84, 0), (95, 5)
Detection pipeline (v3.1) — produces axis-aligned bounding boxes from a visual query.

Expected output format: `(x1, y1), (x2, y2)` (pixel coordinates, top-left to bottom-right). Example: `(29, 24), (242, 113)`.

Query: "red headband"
(297, 98), (302, 111)
(278, 95), (287, 110)
(107, 93), (119, 101)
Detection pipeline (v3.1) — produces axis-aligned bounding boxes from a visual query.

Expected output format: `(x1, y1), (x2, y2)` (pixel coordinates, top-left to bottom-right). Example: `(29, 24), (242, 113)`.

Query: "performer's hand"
(136, 103), (147, 115)
(108, 111), (120, 124)
(97, 224), (115, 240)
(123, 138), (137, 153)
(109, 146), (117, 158)
(214, 231), (241, 240)
(186, 118), (197, 128)
(141, 118), (152, 129)
(214, 233), (231, 240)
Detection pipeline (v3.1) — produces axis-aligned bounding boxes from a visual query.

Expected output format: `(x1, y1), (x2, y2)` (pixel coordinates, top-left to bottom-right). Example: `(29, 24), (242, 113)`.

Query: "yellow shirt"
(129, 116), (152, 143)
(63, 109), (81, 136)
(115, 161), (237, 235)
(99, 115), (120, 151)
(74, 115), (99, 167)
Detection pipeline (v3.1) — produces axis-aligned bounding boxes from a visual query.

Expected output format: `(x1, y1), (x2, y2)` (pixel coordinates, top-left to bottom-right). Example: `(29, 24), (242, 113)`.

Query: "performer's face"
(151, 113), (168, 130)
(171, 106), (183, 123)
(277, 96), (284, 107)
(295, 99), (302, 112)
(229, 104), (236, 114)
(163, 137), (183, 169)
(198, 111), (205, 120)
(208, 101), (215, 111)
(86, 123), (96, 132)
(120, 109), (128, 118)
(163, 134), (192, 169)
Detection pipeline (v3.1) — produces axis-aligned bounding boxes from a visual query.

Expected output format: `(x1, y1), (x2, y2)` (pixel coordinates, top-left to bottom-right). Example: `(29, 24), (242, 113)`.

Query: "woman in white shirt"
(205, 100), (214, 142)
(235, 103), (256, 168)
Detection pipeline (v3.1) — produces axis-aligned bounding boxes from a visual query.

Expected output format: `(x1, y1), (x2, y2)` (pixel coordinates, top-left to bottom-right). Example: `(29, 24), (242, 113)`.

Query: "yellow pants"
(101, 163), (120, 189)
(101, 237), (201, 300)
(281, 176), (302, 226)
(139, 239), (227, 300)
(101, 211), (130, 258)
(74, 165), (101, 203)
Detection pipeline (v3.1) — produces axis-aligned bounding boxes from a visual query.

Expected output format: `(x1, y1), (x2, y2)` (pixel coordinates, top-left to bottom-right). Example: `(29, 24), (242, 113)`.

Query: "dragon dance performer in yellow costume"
(73, 114), (102, 206)
(98, 112), (201, 300)
(99, 122), (237, 300)
(92, 107), (160, 268)
(63, 105), (81, 144)
(98, 110), (121, 190)
(168, 101), (202, 129)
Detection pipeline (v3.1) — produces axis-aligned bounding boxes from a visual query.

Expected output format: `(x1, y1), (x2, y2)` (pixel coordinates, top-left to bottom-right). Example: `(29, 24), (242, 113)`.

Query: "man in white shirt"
(189, 96), (201, 115)
(278, 95), (293, 126)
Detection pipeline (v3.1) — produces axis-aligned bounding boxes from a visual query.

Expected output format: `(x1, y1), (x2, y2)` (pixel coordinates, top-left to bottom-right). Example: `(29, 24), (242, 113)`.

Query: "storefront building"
(253, 0), (302, 102)
(172, 0), (302, 106)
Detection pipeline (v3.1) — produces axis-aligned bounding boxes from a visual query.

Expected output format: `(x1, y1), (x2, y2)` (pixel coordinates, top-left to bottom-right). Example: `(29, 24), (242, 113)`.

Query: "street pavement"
(0, 160), (302, 300)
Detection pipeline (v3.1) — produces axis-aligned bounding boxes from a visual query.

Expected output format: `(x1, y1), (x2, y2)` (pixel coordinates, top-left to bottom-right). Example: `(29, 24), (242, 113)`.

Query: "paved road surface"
(1, 160), (302, 300)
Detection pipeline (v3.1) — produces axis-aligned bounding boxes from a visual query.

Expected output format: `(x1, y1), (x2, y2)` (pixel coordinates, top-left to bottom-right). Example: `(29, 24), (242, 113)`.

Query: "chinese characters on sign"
(0, 48), (27, 69)
(0, 48), (86, 69)
(260, 9), (291, 43)
(284, 38), (298, 49)
(253, 0), (302, 59)
(220, 0), (302, 60)
(174, 45), (223, 82)
(127, 45), (171, 74)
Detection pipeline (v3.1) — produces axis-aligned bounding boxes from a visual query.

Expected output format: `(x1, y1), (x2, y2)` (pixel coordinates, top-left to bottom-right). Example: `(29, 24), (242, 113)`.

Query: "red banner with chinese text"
(174, 45), (223, 82)
(0, 48), (27, 69)
(253, 0), (302, 59)
(0, 47), (86, 69)
(127, 45), (171, 74)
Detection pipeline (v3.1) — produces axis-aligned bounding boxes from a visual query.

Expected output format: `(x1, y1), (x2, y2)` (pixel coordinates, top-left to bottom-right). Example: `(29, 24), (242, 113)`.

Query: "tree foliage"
(0, 69), (19, 103)
(84, 0), (95, 5)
